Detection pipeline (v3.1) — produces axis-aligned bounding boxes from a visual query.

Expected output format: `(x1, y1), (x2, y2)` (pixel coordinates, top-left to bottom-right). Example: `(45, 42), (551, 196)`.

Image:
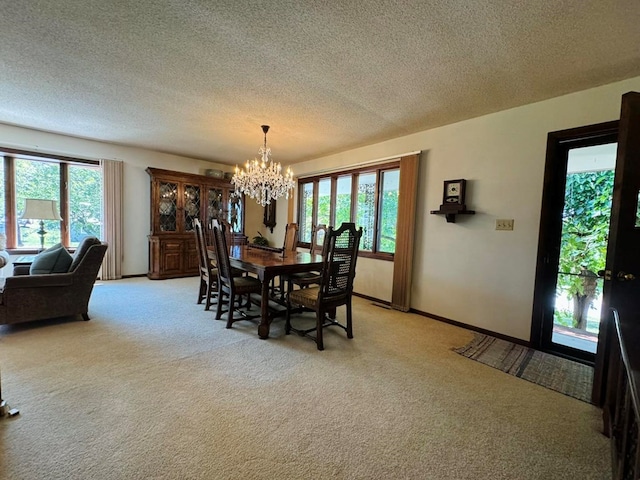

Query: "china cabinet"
(146, 167), (245, 279)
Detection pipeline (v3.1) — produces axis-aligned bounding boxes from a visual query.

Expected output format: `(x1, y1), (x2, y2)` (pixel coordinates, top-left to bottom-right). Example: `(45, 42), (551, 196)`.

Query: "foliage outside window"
(16, 159), (62, 248)
(68, 164), (102, 247)
(378, 170), (400, 254)
(299, 183), (314, 243)
(3, 152), (103, 250)
(297, 162), (399, 260)
(555, 169), (614, 331)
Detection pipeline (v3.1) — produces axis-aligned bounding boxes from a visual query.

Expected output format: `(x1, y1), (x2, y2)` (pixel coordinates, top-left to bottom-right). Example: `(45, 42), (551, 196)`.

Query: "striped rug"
(454, 334), (594, 403)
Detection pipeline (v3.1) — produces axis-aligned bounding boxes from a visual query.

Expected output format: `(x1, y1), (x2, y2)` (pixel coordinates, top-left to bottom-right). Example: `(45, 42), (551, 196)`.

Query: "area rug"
(454, 334), (594, 403)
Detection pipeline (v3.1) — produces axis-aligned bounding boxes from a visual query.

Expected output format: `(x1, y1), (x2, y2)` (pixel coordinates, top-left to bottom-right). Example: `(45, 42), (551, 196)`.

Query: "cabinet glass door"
(159, 182), (178, 232)
(184, 184), (201, 232)
(228, 191), (243, 233)
(207, 187), (224, 227)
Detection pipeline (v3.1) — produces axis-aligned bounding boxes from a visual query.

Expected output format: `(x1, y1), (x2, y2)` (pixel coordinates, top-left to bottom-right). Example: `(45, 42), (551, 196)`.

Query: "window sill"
(357, 251), (394, 261)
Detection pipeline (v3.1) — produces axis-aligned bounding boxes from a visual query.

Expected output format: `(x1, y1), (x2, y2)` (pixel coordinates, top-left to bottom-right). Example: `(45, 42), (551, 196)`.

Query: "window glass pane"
(335, 176), (352, 228)
(356, 172), (376, 251)
(300, 182), (314, 243)
(317, 178), (331, 226)
(69, 164), (103, 247)
(378, 169), (399, 253)
(16, 159), (61, 248)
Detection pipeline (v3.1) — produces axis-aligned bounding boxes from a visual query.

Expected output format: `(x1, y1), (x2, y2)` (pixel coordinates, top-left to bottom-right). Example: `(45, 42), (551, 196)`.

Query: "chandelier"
(232, 125), (295, 207)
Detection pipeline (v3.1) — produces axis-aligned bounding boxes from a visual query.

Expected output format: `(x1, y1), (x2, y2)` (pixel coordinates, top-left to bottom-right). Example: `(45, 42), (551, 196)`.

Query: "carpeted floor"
(454, 333), (594, 403)
(0, 277), (610, 479)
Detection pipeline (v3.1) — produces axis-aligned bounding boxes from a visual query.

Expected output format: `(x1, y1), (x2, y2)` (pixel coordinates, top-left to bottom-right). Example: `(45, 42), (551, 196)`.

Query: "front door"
(592, 91), (640, 406)
(532, 91), (640, 388)
(531, 121), (619, 363)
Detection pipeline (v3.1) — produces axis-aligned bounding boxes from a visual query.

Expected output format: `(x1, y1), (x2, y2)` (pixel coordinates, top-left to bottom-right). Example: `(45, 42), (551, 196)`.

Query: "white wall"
(289, 76), (640, 341)
(0, 124), (232, 276)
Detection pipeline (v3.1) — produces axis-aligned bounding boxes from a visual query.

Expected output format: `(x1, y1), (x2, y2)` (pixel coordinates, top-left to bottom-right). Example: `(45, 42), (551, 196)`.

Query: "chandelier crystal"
(232, 125), (295, 207)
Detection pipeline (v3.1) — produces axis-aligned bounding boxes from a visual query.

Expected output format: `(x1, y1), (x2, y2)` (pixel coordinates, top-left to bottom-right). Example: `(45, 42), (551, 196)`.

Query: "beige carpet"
(0, 277), (610, 479)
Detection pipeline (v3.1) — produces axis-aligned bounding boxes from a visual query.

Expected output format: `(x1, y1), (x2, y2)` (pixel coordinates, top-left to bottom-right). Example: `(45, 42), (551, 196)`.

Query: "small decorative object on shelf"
(430, 178), (475, 223)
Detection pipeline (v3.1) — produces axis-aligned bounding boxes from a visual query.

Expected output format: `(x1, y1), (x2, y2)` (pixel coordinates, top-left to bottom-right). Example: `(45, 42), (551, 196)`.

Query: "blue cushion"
(29, 245), (73, 274)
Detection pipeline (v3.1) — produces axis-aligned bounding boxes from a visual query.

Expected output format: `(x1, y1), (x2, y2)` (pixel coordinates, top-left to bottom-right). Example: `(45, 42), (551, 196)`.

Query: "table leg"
(258, 273), (272, 339)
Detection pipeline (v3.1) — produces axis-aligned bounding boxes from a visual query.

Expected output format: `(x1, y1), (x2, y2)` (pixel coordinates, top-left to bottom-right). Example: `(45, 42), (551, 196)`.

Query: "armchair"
(0, 237), (108, 325)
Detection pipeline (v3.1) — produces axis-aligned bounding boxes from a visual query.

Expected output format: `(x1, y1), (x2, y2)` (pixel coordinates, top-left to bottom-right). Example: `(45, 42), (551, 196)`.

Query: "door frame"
(530, 120), (619, 363)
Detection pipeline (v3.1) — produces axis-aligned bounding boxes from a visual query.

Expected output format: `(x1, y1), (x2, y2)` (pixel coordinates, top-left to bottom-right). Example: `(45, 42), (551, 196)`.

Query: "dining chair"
(285, 224), (327, 292)
(211, 225), (263, 328)
(282, 222), (299, 255)
(194, 218), (217, 310)
(271, 222), (299, 300)
(285, 222), (363, 350)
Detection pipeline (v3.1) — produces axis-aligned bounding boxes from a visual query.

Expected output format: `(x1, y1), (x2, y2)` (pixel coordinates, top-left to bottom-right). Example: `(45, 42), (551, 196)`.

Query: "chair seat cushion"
(289, 286), (320, 308)
(29, 245), (73, 274)
(234, 276), (262, 289)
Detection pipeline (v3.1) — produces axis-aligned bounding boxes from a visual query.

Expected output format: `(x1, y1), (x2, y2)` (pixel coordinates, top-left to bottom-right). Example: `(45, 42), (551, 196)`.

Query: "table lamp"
(19, 199), (63, 251)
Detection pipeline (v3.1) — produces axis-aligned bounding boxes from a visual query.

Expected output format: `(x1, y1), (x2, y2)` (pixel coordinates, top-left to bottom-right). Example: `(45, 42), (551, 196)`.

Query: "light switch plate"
(496, 219), (514, 231)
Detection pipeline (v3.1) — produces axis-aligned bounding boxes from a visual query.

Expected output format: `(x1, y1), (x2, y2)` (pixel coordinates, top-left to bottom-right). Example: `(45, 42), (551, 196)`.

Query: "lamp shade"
(19, 199), (62, 221)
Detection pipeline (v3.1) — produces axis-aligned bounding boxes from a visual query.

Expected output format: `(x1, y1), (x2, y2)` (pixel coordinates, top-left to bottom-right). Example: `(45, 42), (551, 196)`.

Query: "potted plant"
(252, 232), (269, 247)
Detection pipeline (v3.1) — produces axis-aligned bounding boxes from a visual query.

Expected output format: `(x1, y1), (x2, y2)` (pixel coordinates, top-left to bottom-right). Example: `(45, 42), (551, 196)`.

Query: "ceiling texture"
(1, 1), (640, 166)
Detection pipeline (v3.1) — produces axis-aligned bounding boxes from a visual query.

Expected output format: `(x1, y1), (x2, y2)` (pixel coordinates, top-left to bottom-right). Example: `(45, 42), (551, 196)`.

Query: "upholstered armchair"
(0, 237), (108, 326)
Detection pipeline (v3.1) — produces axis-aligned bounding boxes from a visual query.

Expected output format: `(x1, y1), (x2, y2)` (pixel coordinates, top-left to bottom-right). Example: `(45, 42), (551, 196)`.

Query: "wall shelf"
(430, 206), (475, 223)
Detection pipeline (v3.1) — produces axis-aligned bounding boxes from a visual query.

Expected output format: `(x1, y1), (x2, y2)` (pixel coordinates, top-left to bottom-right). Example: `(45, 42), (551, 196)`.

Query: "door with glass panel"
(532, 122), (618, 363)
(551, 143), (616, 356)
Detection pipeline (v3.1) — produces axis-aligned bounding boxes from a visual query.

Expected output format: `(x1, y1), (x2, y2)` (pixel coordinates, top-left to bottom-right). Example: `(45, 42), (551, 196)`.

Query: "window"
(68, 164), (102, 247)
(2, 150), (103, 251)
(297, 161), (400, 260)
(16, 159), (62, 248)
(378, 169), (400, 254)
(300, 182), (314, 243)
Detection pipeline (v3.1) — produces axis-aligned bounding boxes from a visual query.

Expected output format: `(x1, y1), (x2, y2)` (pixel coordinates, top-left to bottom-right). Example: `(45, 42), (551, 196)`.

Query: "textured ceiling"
(1, 1), (639, 165)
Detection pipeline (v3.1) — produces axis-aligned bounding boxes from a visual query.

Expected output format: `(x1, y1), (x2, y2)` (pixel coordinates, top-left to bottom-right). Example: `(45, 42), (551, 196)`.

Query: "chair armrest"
(13, 265), (31, 276)
(4, 272), (74, 289)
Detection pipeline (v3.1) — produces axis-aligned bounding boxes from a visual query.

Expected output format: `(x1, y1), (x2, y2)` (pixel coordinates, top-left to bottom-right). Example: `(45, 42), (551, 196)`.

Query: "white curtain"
(101, 159), (124, 280)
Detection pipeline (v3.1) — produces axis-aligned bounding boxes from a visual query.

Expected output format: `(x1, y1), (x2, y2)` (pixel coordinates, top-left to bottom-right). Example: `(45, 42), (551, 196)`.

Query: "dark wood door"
(592, 91), (640, 405)
(530, 121), (618, 363)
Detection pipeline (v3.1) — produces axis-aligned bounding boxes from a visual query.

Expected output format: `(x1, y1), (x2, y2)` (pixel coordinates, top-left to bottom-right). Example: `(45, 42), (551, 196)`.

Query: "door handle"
(597, 270), (612, 280)
(617, 271), (636, 282)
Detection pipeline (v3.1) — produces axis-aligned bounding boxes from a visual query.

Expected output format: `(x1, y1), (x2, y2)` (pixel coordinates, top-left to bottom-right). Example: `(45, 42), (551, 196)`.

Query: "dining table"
(208, 244), (324, 339)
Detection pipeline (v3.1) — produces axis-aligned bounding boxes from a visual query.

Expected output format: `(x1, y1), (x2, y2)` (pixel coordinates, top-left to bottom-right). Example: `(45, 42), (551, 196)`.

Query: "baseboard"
(353, 292), (390, 306)
(352, 293), (529, 346)
(409, 308), (532, 348)
(121, 273), (148, 279)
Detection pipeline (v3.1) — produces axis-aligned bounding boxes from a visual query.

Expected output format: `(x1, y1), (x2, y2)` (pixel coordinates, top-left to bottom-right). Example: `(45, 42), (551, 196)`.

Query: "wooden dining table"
(208, 245), (324, 339)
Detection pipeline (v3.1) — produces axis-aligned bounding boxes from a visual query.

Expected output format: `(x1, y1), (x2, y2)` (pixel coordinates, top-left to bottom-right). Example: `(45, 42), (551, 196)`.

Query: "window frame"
(297, 160), (400, 261)
(2, 147), (100, 252)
